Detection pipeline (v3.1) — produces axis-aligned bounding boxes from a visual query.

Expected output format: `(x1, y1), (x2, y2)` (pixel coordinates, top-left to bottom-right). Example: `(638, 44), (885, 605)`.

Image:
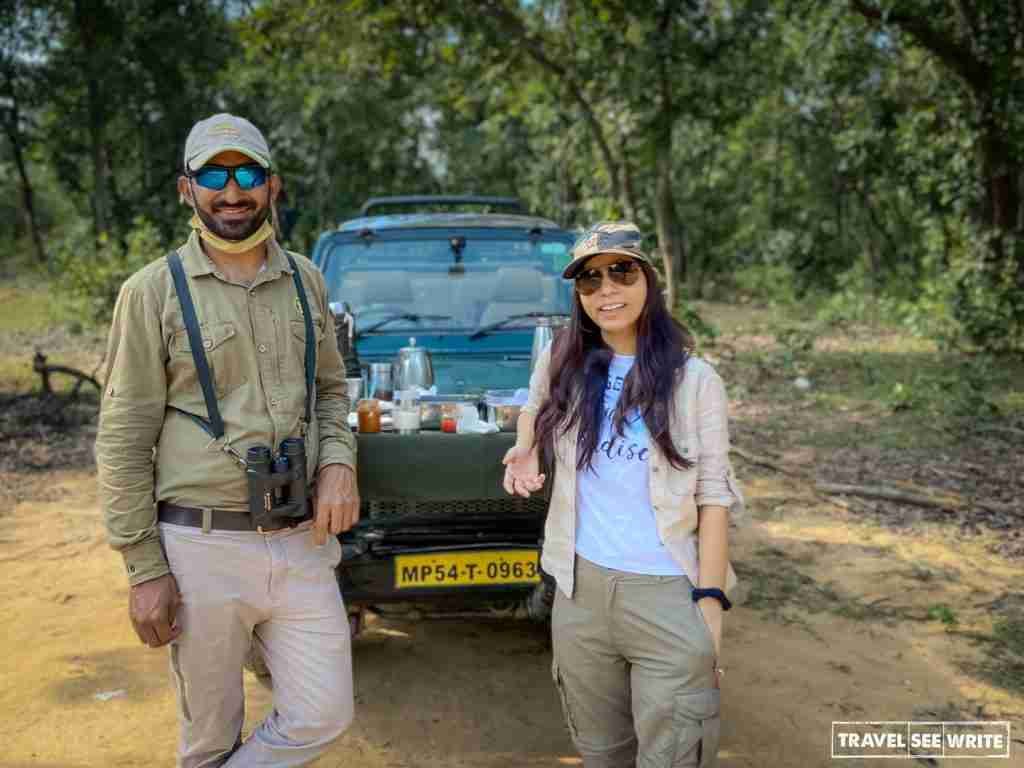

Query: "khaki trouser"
(160, 521), (353, 768)
(551, 556), (720, 768)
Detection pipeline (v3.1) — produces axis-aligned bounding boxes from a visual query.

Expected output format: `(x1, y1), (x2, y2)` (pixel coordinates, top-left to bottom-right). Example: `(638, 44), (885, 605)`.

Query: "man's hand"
(313, 463), (359, 545)
(130, 573), (181, 648)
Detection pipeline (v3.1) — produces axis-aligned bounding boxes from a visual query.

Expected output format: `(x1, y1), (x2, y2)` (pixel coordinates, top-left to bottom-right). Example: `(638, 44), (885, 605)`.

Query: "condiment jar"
(440, 403), (458, 433)
(356, 398), (381, 433)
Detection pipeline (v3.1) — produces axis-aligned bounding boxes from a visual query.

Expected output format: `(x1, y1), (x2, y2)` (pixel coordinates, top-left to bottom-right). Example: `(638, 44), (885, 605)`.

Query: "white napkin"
(456, 403), (499, 434)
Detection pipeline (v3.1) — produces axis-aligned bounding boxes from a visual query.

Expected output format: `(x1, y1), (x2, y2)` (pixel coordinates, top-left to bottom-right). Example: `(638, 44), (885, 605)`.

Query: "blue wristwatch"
(692, 587), (732, 611)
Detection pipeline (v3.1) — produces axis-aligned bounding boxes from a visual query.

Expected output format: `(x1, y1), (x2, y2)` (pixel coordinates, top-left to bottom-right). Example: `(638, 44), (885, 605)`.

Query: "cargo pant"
(160, 521), (354, 768)
(551, 556), (720, 768)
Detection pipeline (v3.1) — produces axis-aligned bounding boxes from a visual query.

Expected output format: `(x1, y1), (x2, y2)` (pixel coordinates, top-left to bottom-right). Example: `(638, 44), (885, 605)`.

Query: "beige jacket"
(96, 232), (356, 586)
(522, 345), (746, 599)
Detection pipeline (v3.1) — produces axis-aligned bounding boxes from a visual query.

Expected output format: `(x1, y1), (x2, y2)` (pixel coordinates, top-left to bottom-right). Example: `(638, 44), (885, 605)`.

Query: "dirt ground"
(1, 467), (1021, 768)
(1, 306), (1022, 767)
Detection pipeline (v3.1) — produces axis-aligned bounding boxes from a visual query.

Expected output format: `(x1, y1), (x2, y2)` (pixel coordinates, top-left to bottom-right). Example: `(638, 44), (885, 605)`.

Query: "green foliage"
(926, 603), (959, 628)
(52, 217), (165, 328)
(883, 353), (1001, 425)
(732, 262), (802, 307)
(675, 303), (720, 348)
(3, 0), (1024, 351)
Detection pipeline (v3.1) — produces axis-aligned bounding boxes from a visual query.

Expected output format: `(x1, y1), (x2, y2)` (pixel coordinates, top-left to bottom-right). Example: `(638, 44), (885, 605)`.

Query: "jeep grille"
(362, 496), (548, 519)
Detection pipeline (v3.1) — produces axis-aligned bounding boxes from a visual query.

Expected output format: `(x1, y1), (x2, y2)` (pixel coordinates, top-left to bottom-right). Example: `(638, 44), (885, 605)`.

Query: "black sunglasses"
(187, 163), (268, 191)
(574, 260), (642, 296)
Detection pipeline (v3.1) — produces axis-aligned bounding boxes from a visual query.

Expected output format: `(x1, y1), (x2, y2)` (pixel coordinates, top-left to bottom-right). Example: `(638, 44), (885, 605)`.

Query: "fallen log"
(730, 447), (810, 478)
(815, 482), (1020, 518)
(33, 351), (101, 395)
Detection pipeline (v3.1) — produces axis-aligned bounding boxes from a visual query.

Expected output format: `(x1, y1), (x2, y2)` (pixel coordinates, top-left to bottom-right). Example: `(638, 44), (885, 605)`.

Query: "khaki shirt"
(95, 232), (356, 585)
(523, 345), (746, 599)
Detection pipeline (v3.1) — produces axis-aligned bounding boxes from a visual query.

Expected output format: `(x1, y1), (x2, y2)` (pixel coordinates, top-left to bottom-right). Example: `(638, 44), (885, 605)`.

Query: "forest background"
(2, 0), (1024, 353)
(2, 4), (1024, 758)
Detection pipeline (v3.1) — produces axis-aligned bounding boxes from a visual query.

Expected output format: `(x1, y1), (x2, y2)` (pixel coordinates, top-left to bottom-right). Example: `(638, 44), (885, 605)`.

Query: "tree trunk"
(655, 160), (684, 310)
(74, 0), (113, 236)
(3, 99), (46, 264)
(654, 1), (683, 310)
(620, 136), (640, 224)
(980, 116), (1022, 236)
(314, 116), (330, 233)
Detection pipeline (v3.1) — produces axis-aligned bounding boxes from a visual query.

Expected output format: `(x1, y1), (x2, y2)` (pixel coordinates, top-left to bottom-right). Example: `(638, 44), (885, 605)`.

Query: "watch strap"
(692, 586), (732, 611)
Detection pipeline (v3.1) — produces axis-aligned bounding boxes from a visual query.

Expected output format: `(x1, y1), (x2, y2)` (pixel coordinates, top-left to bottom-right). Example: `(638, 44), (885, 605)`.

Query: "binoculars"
(246, 438), (308, 530)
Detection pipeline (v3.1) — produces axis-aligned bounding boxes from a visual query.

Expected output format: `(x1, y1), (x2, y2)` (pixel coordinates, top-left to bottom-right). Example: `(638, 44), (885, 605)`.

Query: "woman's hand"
(502, 444), (545, 498)
(697, 598), (724, 687)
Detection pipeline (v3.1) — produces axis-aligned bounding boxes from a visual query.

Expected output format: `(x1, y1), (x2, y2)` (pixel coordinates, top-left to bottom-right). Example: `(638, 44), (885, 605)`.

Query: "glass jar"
(394, 406), (421, 434)
(440, 402), (458, 433)
(356, 398), (381, 433)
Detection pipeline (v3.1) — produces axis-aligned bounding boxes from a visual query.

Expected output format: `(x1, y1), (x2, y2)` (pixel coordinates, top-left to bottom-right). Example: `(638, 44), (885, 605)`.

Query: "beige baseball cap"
(183, 113), (272, 171)
(562, 221), (652, 279)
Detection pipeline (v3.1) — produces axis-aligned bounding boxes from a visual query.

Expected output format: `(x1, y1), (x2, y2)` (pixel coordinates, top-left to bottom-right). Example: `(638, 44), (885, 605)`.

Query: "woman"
(503, 221), (745, 768)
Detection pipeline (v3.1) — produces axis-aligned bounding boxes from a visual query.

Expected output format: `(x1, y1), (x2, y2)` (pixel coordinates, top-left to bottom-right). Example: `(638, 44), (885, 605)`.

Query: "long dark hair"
(533, 260), (695, 472)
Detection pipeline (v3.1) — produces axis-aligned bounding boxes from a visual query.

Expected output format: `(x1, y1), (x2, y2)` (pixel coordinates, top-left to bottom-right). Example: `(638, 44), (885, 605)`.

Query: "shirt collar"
(179, 229), (293, 278)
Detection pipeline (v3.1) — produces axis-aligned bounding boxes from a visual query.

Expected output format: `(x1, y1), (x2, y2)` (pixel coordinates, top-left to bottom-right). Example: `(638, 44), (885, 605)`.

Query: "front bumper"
(338, 496), (548, 607)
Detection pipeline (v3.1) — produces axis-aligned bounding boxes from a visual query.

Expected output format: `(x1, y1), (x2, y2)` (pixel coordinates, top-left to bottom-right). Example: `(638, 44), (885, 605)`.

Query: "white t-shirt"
(575, 354), (685, 575)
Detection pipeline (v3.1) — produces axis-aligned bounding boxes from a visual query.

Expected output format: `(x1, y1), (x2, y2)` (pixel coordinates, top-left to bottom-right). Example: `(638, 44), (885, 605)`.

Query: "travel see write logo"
(832, 721), (1012, 759)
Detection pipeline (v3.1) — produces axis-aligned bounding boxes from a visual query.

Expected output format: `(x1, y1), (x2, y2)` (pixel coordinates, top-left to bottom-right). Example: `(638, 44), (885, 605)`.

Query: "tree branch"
(817, 482), (1020, 519)
(476, 0), (623, 206)
(848, 0), (990, 95)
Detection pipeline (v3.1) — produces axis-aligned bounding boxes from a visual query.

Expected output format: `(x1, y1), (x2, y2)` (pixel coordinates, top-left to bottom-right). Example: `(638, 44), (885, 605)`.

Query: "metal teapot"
(393, 337), (434, 392)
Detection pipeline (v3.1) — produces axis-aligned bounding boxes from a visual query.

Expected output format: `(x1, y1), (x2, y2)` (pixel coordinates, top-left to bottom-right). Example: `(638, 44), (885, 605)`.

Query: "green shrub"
(52, 218), (166, 328)
(883, 354), (1001, 422)
(733, 261), (802, 306)
(676, 302), (720, 347)
(927, 603), (959, 628)
(905, 221), (1024, 352)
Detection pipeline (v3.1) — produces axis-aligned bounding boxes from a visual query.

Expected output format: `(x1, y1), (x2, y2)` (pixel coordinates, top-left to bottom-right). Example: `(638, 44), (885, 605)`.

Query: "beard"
(194, 199), (270, 241)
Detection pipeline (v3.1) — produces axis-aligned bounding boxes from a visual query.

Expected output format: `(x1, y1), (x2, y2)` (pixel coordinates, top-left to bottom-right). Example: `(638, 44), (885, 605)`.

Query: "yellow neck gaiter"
(190, 213), (274, 254)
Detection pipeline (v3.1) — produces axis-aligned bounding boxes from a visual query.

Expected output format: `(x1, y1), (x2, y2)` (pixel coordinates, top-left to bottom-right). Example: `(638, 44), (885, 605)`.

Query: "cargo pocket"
(169, 643), (192, 723)
(551, 659), (580, 740)
(672, 688), (720, 767)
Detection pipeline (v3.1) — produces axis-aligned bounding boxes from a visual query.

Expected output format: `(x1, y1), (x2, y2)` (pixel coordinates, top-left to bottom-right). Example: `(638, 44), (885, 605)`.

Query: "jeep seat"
(476, 268), (551, 328)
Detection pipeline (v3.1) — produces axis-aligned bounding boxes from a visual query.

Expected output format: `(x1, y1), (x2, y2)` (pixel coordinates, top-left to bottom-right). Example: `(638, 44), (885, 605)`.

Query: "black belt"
(158, 501), (314, 532)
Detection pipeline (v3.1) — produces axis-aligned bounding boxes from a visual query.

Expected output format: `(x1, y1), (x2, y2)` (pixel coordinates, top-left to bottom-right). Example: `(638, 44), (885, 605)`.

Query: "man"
(96, 113), (359, 767)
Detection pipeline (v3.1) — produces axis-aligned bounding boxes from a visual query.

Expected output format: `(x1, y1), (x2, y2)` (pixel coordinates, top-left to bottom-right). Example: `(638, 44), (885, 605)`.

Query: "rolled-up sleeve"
(311, 270), (356, 472)
(95, 278), (170, 585)
(694, 368), (747, 527)
(521, 342), (552, 416)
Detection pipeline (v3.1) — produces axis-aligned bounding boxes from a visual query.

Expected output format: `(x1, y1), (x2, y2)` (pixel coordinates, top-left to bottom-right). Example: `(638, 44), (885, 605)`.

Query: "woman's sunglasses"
(574, 260), (642, 296)
(188, 163), (268, 191)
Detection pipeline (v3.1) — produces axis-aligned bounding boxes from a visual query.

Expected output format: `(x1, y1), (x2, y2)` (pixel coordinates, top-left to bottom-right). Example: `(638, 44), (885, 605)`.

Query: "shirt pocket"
(170, 320), (246, 397)
(667, 466), (698, 499)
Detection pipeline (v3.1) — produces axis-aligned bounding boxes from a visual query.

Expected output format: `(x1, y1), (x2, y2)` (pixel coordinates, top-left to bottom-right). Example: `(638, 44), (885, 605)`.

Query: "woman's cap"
(563, 221), (651, 279)
(184, 113), (272, 171)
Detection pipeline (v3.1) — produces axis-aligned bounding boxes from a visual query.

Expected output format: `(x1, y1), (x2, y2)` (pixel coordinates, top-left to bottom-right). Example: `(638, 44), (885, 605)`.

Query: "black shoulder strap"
(167, 250), (225, 439)
(287, 253), (316, 428)
(165, 250), (316, 440)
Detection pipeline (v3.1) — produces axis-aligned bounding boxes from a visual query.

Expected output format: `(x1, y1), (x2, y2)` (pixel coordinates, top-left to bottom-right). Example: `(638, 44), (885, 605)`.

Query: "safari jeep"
(310, 195), (577, 632)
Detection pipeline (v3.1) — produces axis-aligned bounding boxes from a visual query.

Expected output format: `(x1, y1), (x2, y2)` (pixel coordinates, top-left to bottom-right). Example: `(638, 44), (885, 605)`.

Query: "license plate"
(395, 549), (541, 589)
